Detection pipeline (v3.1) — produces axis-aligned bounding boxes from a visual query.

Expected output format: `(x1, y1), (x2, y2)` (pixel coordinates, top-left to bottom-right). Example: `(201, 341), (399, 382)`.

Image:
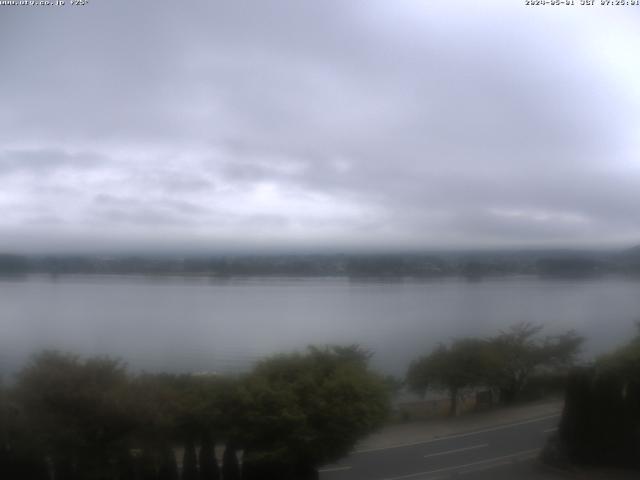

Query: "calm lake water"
(1, 275), (639, 377)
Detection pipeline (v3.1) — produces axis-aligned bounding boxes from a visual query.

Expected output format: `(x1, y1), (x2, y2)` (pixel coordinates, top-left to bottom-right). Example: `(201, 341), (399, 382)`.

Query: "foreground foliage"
(237, 346), (389, 477)
(0, 345), (390, 480)
(548, 326), (640, 470)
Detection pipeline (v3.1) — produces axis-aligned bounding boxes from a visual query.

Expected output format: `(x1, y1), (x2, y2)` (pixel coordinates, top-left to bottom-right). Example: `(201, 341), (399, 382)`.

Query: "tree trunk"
(54, 454), (77, 480)
(115, 449), (136, 480)
(137, 448), (157, 480)
(221, 443), (240, 480)
(449, 387), (459, 417)
(182, 439), (198, 480)
(198, 434), (219, 480)
(157, 444), (178, 480)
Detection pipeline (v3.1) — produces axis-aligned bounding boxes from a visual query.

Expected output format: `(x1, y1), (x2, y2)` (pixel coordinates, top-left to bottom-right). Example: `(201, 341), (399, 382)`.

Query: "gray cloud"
(0, 148), (106, 175)
(0, 1), (639, 251)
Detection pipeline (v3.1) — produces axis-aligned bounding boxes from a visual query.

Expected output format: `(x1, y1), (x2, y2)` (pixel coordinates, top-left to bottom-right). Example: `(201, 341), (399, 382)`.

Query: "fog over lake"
(3, 3), (640, 386)
(2, 275), (639, 377)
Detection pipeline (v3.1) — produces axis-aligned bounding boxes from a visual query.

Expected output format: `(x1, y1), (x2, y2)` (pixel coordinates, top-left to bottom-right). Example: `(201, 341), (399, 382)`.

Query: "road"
(319, 414), (561, 480)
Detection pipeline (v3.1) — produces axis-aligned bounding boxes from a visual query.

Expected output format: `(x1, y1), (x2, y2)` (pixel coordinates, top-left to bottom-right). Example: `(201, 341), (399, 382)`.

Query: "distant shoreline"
(1, 248), (639, 279)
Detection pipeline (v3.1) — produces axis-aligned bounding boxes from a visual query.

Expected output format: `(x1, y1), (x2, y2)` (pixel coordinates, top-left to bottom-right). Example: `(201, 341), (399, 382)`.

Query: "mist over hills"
(1, 246), (639, 278)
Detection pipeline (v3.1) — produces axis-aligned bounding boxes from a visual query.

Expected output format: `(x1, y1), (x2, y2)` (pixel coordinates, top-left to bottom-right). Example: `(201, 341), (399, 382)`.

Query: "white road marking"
(458, 448), (540, 475)
(354, 413), (560, 454)
(458, 460), (513, 475)
(319, 466), (352, 473)
(423, 443), (488, 459)
(380, 448), (541, 480)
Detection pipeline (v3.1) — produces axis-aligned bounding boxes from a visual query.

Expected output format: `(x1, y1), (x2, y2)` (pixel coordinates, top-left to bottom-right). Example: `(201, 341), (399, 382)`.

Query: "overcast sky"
(1, 0), (639, 253)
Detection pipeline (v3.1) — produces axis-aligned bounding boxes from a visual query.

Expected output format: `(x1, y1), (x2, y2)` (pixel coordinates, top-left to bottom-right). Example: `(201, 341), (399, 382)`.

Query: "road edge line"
(354, 413), (560, 454)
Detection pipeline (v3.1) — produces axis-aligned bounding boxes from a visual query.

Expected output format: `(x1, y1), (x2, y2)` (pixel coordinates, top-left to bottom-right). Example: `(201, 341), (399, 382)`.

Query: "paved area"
(318, 400), (638, 480)
(355, 399), (563, 453)
(320, 410), (561, 480)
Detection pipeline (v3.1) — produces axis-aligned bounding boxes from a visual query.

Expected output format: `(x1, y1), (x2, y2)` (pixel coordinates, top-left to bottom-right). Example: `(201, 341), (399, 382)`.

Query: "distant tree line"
(0, 345), (390, 480)
(406, 323), (584, 415)
(2, 248), (640, 278)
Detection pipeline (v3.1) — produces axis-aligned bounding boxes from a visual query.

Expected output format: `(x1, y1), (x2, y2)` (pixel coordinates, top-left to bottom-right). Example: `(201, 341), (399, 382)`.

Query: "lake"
(1, 275), (639, 377)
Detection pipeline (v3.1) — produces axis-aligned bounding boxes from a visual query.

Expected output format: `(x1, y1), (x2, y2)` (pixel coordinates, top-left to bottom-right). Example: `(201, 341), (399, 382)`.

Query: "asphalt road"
(319, 414), (561, 480)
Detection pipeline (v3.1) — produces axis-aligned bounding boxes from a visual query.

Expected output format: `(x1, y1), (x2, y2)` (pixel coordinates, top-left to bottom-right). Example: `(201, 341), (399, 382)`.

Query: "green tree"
(15, 351), (135, 480)
(235, 345), (389, 479)
(555, 325), (640, 467)
(406, 338), (493, 416)
(0, 382), (49, 480)
(487, 323), (583, 403)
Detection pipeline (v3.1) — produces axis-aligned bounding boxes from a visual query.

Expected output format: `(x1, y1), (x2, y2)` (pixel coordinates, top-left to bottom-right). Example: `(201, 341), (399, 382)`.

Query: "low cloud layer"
(1, 1), (639, 252)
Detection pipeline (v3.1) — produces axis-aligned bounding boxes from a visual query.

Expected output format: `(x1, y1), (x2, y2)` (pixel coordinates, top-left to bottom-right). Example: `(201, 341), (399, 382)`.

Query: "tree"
(406, 338), (494, 416)
(235, 345), (390, 478)
(552, 325), (640, 468)
(4, 345), (388, 479)
(0, 384), (49, 480)
(487, 323), (583, 403)
(548, 326), (640, 470)
(14, 351), (135, 480)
